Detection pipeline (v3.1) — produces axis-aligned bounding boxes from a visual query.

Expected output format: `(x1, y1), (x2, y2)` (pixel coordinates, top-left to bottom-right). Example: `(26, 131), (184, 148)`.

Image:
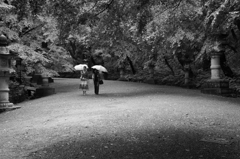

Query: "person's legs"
(99, 72), (104, 84)
(82, 80), (88, 95)
(93, 74), (99, 94)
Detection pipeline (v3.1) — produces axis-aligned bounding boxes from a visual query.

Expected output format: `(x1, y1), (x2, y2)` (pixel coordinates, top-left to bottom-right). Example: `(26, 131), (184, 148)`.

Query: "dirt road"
(0, 78), (240, 159)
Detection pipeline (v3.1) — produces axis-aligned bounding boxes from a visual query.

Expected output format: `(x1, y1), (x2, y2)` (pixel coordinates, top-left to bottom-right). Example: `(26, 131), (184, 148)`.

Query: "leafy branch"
(95, 0), (114, 16)
(19, 23), (45, 37)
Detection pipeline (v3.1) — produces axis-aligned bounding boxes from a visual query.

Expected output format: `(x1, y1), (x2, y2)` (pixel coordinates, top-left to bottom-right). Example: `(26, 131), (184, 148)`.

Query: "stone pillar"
(210, 52), (221, 80)
(0, 73), (11, 105)
(201, 51), (232, 96)
(0, 35), (20, 111)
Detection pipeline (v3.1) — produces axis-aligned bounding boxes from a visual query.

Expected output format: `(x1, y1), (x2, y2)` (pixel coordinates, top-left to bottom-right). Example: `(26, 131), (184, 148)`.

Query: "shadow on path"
(28, 127), (240, 159)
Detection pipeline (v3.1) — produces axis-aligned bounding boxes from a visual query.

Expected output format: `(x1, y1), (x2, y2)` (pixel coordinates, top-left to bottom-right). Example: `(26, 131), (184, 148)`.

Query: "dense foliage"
(1, 0), (240, 90)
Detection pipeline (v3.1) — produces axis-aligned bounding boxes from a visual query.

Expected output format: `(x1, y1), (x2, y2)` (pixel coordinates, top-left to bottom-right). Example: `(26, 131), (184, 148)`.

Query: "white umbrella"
(74, 64), (88, 71)
(91, 65), (108, 72)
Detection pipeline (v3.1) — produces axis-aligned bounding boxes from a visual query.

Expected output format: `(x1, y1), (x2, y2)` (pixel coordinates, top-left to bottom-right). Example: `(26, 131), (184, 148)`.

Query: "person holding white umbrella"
(91, 65), (108, 95)
(74, 64), (88, 71)
(74, 64), (89, 95)
(80, 66), (89, 95)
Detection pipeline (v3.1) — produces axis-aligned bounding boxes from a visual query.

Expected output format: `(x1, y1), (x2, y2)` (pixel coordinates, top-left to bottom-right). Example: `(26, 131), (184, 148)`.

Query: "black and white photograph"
(0, 0), (240, 158)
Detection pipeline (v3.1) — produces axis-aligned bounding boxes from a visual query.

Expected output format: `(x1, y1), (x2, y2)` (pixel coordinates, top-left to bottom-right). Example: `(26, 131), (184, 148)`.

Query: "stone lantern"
(201, 50), (232, 96)
(0, 34), (20, 111)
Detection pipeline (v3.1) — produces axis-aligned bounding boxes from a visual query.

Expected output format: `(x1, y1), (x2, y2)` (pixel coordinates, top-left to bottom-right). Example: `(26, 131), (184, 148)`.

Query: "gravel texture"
(0, 78), (240, 159)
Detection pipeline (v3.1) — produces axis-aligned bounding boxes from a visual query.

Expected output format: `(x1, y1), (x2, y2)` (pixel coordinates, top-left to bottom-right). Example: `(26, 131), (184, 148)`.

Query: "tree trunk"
(91, 55), (104, 66)
(234, 18), (240, 32)
(220, 52), (234, 78)
(91, 56), (96, 65)
(163, 56), (175, 76)
(65, 41), (77, 60)
(126, 56), (136, 74)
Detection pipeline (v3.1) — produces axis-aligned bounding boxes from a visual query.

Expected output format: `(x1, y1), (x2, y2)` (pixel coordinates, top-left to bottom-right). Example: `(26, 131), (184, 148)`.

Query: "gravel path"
(0, 78), (240, 159)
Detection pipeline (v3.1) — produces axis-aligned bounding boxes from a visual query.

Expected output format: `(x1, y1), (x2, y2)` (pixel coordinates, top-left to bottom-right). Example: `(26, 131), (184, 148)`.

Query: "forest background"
(1, 0), (240, 102)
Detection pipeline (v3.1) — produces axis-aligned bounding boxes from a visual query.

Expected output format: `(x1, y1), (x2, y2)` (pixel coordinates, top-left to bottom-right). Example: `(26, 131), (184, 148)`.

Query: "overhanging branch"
(87, 0), (99, 12)
(19, 23), (45, 37)
(95, 0), (114, 16)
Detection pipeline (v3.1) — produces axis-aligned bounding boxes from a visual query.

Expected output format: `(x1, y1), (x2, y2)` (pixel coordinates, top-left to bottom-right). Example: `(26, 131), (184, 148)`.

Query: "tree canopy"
(1, 0), (240, 86)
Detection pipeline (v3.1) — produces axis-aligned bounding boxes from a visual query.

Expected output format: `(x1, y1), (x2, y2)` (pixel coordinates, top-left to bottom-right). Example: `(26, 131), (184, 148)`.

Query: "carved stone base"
(201, 79), (234, 96)
(0, 102), (21, 112)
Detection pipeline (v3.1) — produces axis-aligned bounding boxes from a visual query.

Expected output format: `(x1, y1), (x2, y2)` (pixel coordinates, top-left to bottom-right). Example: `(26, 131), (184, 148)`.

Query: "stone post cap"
(0, 34), (10, 46)
(211, 51), (223, 56)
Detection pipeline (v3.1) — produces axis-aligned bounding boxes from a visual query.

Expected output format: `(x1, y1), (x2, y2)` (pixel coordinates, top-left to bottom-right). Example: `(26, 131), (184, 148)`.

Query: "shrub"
(9, 81), (29, 104)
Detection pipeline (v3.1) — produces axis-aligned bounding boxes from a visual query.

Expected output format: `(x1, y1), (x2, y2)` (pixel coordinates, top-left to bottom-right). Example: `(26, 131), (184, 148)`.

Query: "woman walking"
(79, 66), (89, 95)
